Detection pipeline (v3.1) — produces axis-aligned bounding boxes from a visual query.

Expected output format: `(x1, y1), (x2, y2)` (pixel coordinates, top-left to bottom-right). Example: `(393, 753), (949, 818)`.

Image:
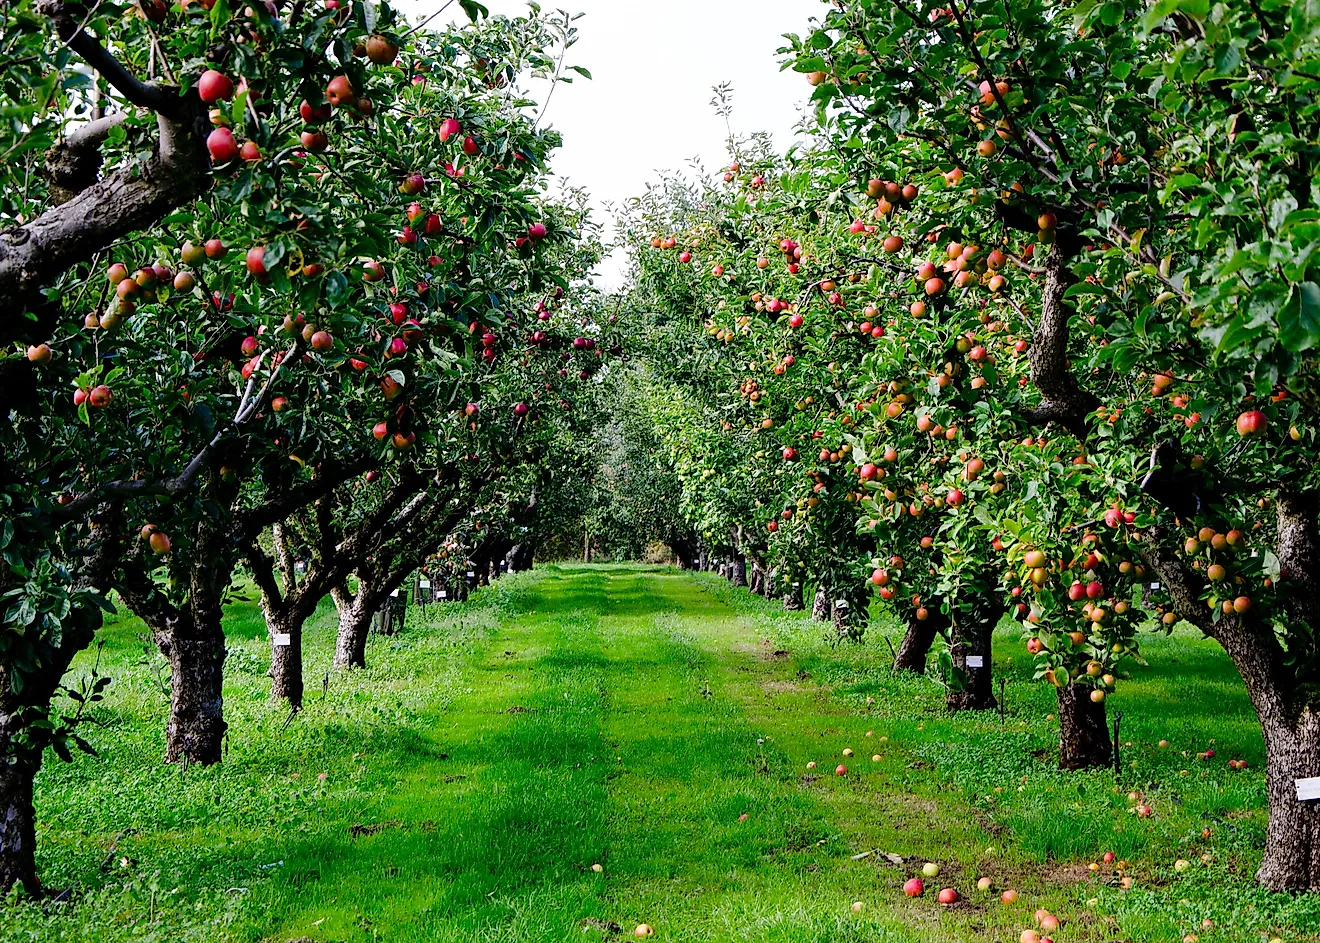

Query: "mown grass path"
(9, 564), (1316, 943)
(251, 563), (1012, 942)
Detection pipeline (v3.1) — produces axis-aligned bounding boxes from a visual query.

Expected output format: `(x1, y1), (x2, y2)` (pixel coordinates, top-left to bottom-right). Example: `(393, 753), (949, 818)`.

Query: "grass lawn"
(4, 563), (1319, 942)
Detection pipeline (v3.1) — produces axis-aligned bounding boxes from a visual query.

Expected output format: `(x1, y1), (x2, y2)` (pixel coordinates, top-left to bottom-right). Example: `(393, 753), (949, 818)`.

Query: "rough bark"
(749, 562), (765, 595)
(893, 609), (947, 673)
(947, 601), (1001, 711)
(1135, 492), (1320, 889)
(729, 557), (747, 587)
(811, 586), (831, 621)
(1258, 707), (1320, 891)
(2, 3), (208, 344)
(1056, 681), (1112, 770)
(265, 611), (303, 709)
(830, 587), (869, 642)
(782, 579), (804, 611)
(0, 756), (40, 896)
(0, 525), (111, 894)
(162, 628), (227, 765)
(333, 585), (373, 670)
(1021, 241), (1101, 440)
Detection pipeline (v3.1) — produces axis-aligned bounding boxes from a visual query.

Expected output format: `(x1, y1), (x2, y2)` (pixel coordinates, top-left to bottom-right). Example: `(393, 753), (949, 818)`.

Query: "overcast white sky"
(398, 0), (826, 288)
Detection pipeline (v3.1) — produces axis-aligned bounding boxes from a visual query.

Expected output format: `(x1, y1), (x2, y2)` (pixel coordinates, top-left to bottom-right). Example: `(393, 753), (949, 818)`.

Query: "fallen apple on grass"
(903, 877), (924, 897)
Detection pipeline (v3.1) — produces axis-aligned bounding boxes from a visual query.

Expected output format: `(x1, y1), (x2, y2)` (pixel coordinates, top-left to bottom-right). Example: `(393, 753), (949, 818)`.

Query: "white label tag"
(792, 582), (800, 588)
(467, 571), (475, 577)
(273, 633), (291, 647)
(1150, 582), (1161, 590)
(420, 579), (431, 589)
(391, 589), (400, 598)
(439, 591), (448, 599)
(966, 655), (984, 668)
(1297, 777), (1320, 801)
(835, 599), (849, 609)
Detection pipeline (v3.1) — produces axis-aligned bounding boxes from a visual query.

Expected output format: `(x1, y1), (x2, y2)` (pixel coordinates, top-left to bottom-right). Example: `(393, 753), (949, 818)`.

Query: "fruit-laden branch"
(0, 0), (207, 344)
(53, 346), (305, 523)
(1135, 524), (1298, 722)
(38, 0), (184, 116)
(1020, 241), (1100, 439)
(240, 455), (381, 537)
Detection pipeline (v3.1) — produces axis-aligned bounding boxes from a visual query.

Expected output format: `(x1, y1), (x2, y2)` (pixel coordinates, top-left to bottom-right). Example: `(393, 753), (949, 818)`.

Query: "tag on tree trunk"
(420, 579), (431, 589)
(835, 599), (849, 609)
(966, 655), (984, 668)
(391, 589), (400, 597)
(467, 571), (475, 577)
(792, 582), (800, 587)
(273, 633), (291, 647)
(439, 591), (448, 598)
(1297, 777), (1320, 801)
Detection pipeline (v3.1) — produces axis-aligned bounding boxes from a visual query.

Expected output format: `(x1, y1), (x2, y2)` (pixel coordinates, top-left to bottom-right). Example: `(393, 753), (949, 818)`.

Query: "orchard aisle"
(259, 564), (1019, 942)
(14, 564), (1278, 943)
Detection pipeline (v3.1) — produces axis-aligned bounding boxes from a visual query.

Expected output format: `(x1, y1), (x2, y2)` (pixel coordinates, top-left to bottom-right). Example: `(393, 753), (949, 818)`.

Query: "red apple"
(197, 69), (234, 103)
(300, 99), (331, 124)
(326, 75), (355, 107)
(1236, 409), (1267, 436)
(903, 878), (924, 897)
(206, 127), (239, 163)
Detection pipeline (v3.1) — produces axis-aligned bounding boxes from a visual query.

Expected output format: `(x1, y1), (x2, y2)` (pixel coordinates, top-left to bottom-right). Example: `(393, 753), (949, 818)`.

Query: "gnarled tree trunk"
(265, 609), (303, 708)
(333, 583), (373, 670)
(811, 586), (830, 621)
(1056, 681), (1111, 770)
(947, 601), (1001, 712)
(0, 752), (40, 895)
(162, 622), (228, 765)
(782, 579), (804, 611)
(893, 608), (946, 673)
(1257, 706), (1320, 890)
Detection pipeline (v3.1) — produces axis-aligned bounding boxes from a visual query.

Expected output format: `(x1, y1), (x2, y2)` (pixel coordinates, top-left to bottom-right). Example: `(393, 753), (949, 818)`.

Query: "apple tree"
(788, 0), (1320, 889)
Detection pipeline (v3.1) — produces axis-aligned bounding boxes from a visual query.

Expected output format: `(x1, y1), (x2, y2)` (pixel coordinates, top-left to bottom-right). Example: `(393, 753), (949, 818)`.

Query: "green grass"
(4, 564), (1319, 941)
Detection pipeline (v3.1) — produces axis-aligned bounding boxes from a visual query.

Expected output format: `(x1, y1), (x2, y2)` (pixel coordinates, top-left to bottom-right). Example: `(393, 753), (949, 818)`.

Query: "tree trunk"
(1056, 681), (1111, 770)
(947, 603), (999, 712)
(749, 562), (764, 595)
(811, 586), (830, 621)
(164, 628), (227, 765)
(1256, 705), (1320, 890)
(730, 557), (747, 587)
(893, 609), (945, 673)
(333, 587), (373, 670)
(830, 587), (868, 642)
(0, 750), (39, 896)
(266, 612), (303, 709)
(783, 579), (803, 611)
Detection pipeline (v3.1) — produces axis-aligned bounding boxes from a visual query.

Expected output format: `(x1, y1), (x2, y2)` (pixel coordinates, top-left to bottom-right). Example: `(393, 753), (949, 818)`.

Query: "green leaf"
(1279, 281), (1320, 352)
(209, 0), (231, 41)
(326, 271), (349, 308)
(568, 65), (592, 80)
(459, 0), (488, 20)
